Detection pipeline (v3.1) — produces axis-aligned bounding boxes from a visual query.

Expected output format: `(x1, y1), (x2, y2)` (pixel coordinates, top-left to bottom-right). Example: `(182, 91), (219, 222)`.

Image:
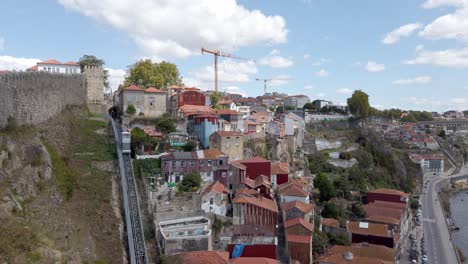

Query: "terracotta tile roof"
(237, 157), (269, 164)
(145, 87), (165, 93)
(142, 127), (163, 137)
(179, 105), (215, 116)
(202, 181), (228, 196)
(278, 184), (309, 197)
(254, 175), (271, 188)
(63, 61), (78, 65)
(372, 200), (407, 210)
(244, 178), (255, 188)
(347, 221), (391, 238)
(27, 65), (38, 71)
(364, 204), (404, 221)
(214, 131), (244, 137)
(317, 254), (391, 264)
(326, 243), (396, 262)
(287, 234), (312, 244)
(175, 250), (229, 264)
(215, 109), (239, 115)
(229, 161), (246, 170)
(201, 149), (226, 159)
(282, 200), (315, 214)
(230, 258), (278, 264)
(245, 119), (261, 125)
(277, 179), (307, 191)
(368, 188), (409, 198)
(285, 217), (313, 232)
(322, 218), (340, 228)
(232, 195), (278, 213)
(271, 163), (288, 175)
(218, 99), (233, 105)
(365, 215), (400, 225)
(235, 188), (258, 197)
(124, 84), (144, 91)
(38, 59), (61, 65)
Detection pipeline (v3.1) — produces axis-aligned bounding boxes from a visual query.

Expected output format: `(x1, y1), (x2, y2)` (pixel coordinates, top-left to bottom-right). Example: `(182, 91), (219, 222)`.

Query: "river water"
(450, 191), (468, 257)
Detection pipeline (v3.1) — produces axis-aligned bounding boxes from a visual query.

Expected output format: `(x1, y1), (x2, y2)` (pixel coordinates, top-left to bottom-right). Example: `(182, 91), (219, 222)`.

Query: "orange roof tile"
(326, 243), (396, 262)
(285, 217), (313, 232)
(38, 59), (61, 65)
(230, 258), (278, 264)
(282, 200), (315, 214)
(368, 188), (409, 198)
(322, 218), (340, 228)
(232, 196), (278, 213)
(179, 105), (215, 116)
(365, 215), (400, 225)
(175, 251), (229, 264)
(202, 181), (228, 197)
(142, 127), (163, 137)
(63, 61), (79, 65)
(372, 200), (408, 210)
(317, 254), (391, 264)
(229, 161), (246, 170)
(364, 204), (404, 221)
(215, 109), (239, 115)
(287, 234), (312, 244)
(254, 175), (271, 188)
(235, 188), (258, 197)
(202, 149), (226, 159)
(271, 163), (288, 175)
(347, 221), (391, 238)
(145, 87), (165, 93)
(27, 65), (38, 71)
(279, 184), (309, 197)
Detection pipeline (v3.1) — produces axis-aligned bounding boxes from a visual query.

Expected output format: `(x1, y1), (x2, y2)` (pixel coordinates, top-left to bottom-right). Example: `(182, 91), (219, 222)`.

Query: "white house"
(27, 59), (80, 74)
(201, 181), (228, 216)
(279, 183), (310, 204)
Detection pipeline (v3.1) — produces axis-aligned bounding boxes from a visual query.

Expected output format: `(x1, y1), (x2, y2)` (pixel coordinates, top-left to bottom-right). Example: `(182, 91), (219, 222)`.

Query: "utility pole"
(255, 77), (292, 95)
(201, 48), (253, 93)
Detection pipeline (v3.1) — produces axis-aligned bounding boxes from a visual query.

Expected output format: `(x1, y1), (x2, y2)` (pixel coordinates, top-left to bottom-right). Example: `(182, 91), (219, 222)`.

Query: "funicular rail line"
(111, 118), (148, 264)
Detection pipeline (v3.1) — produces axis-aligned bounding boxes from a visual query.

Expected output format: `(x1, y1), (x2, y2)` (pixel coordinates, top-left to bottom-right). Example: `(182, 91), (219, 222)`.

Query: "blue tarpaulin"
(232, 244), (245, 258)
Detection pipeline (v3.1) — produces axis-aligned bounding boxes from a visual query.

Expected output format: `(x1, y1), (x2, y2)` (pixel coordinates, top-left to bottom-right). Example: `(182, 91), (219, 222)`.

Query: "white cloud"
(223, 86), (247, 97)
(0, 55), (40, 71)
(405, 47), (468, 67)
(365, 61), (386, 72)
(316, 69), (329, 77)
(382, 23), (422, 44)
(420, 8), (468, 42)
(303, 53), (310, 59)
(336, 88), (353, 95)
(0, 37), (4, 52)
(451, 97), (466, 104)
(393, 76), (432, 85)
(312, 58), (331, 66)
(270, 74), (291, 86)
(304, 85), (315, 89)
(105, 68), (126, 91)
(259, 49), (293, 68)
(421, 0), (468, 9)
(415, 44), (424, 52)
(58, 0), (288, 60)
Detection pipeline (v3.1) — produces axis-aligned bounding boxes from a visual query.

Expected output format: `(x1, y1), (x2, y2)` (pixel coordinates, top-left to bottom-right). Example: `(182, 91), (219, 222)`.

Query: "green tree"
(438, 129), (446, 139)
(124, 59), (183, 89)
(313, 230), (329, 256)
(347, 90), (370, 119)
(78, 55), (110, 89)
(303, 102), (318, 111)
(210, 91), (222, 108)
(179, 171), (202, 192)
(322, 201), (345, 220)
(276, 105), (285, 114)
(155, 114), (176, 134)
(313, 172), (336, 202)
(182, 141), (197, 152)
(131, 127), (147, 146)
(350, 202), (366, 218)
(126, 104), (136, 115)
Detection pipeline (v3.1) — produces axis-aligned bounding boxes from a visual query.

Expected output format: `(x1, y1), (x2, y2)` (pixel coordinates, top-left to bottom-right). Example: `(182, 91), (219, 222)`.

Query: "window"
(181, 161), (186, 167)
(149, 96), (155, 107)
(210, 198), (213, 205)
(208, 160), (212, 166)
(219, 159), (224, 166)
(200, 160), (205, 166)
(172, 161), (176, 168)
(163, 162), (167, 167)
(190, 161), (195, 167)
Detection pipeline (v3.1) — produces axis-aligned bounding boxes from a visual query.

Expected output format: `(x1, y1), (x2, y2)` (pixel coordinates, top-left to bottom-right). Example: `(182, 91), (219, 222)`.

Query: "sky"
(0, 0), (467, 112)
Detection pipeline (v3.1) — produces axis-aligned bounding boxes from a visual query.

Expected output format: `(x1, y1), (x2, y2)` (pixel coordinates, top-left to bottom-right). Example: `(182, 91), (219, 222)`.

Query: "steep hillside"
(0, 108), (125, 264)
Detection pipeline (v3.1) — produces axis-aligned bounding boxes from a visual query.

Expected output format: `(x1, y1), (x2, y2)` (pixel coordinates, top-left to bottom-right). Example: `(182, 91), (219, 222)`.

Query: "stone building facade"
(83, 65), (105, 104)
(119, 84), (167, 118)
(209, 131), (244, 161)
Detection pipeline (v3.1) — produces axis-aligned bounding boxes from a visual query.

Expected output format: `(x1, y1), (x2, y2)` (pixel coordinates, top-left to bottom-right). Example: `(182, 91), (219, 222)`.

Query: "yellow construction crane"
(201, 48), (253, 93)
(255, 77), (292, 95)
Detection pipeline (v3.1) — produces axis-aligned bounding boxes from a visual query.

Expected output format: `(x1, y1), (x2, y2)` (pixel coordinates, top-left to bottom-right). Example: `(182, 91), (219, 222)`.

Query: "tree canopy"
(347, 90), (370, 119)
(155, 113), (176, 134)
(210, 91), (222, 108)
(178, 171), (202, 192)
(126, 104), (136, 115)
(130, 127), (146, 146)
(124, 59), (183, 89)
(78, 55), (110, 89)
(313, 172), (336, 202)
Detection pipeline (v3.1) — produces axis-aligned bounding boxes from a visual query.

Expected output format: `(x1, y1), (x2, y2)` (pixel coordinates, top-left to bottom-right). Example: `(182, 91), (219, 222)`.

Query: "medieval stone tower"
(83, 65), (104, 104)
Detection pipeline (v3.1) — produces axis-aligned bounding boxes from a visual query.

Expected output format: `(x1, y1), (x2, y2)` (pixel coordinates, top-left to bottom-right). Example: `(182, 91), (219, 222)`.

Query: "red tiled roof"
(124, 84), (144, 91)
(202, 181), (228, 196)
(372, 200), (407, 210)
(279, 184), (309, 197)
(145, 87), (165, 93)
(347, 221), (391, 238)
(235, 188), (258, 197)
(232, 196), (278, 213)
(287, 234), (312, 244)
(317, 254), (391, 264)
(142, 127), (163, 137)
(215, 109), (239, 115)
(244, 119), (261, 125)
(368, 188), (409, 198)
(282, 200), (315, 213)
(214, 131), (244, 137)
(271, 163), (288, 175)
(229, 161), (246, 170)
(202, 149), (226, 159)
(365, 215), (400, 225)
(27, 65), (38, 71)
(254, 175), (271, 188)
(285, 217), (313, 232)
(63, 61), (78, 65)
(175, 251), (229, 264)
(179, 105), (215, 116)
(244, 178), (255, 188)
(218, 99), (233, 105)
(38, 59), (61, 65)
(322, 218), (340, 228)
(364, 204), (404, 221)
(325, 243), (396, 262)
(237, 157), (269, 163)
(230, 258), (278, 264)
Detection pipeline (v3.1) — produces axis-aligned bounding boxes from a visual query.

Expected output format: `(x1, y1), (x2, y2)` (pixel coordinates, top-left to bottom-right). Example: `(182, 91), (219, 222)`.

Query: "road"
(422, 165), (468, 264)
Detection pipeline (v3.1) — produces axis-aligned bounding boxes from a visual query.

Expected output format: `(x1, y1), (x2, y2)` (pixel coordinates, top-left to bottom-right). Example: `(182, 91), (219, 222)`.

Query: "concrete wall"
(0, 71), (86, 128)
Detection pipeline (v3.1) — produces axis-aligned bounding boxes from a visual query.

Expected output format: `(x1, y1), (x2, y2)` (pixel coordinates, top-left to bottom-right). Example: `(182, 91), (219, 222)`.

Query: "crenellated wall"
(0, 71), (87, 128)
